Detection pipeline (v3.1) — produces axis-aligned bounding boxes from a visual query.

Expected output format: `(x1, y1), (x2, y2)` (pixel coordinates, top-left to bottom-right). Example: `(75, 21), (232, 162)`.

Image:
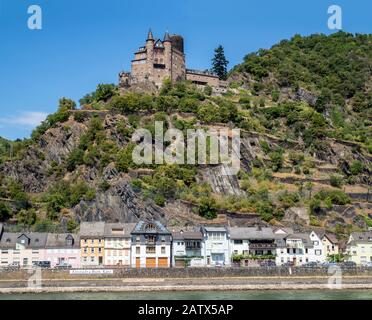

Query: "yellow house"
(80, 222), (105, 267)
(346, 231), (372, 265)
(317, 232), (339, 258)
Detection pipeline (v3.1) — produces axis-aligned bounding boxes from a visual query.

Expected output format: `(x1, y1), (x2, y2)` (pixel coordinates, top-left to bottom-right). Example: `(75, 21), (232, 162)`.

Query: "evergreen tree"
(211, 45), (229, 80)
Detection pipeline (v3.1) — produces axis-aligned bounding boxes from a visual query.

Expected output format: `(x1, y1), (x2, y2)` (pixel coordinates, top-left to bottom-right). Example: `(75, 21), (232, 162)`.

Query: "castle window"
(154, 63), (165, 69)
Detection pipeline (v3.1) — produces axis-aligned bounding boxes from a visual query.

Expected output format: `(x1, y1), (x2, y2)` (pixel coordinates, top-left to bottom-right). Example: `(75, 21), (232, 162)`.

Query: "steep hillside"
(0, 32), (370, 240)
(229, 32), (371, 146)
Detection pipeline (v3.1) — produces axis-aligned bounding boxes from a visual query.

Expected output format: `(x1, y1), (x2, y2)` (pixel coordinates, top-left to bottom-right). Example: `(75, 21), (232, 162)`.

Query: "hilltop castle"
(119, 29), (227, 93)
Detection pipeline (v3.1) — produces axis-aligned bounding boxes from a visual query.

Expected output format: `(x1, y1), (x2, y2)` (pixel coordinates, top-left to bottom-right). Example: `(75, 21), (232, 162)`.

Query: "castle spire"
(163, 31), (171, 42)
(147, 28), (154, 41)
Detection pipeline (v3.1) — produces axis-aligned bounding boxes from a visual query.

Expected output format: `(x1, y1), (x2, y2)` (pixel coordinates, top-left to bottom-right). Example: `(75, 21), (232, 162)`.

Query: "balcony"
(249, 243), (276, 250)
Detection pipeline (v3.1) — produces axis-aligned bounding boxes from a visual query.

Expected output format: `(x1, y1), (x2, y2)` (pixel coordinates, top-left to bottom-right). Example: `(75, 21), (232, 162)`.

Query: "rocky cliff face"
(3, 119), (87, 193)
(0, 110), (370, 233)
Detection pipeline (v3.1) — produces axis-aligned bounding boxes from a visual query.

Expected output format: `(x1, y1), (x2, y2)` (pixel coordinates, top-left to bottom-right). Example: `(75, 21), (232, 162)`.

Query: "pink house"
(45, 233), (81, 268)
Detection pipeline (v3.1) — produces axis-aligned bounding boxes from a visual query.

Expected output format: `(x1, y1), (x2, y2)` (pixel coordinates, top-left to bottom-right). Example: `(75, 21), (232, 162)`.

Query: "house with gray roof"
(315, 231), (339, 258)
(80, 222), (106, 267)
(45, 233), (80, 268)
(229, 226), (277, 258)
(171, 228), (204, 267)
(201, 226), (230, 266)
(346, 231), (372, 265)
(104, 223), (136, 266)
(0, 232), (48, 267)
(275, 231), (325, 266)
(131, 220), (172, 268)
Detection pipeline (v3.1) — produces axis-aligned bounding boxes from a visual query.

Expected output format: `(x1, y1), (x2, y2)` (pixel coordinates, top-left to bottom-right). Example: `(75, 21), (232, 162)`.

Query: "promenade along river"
(1, 290), (372, 300)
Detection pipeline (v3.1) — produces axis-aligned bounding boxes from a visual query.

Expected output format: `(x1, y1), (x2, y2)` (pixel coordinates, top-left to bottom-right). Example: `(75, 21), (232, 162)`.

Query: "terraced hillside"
(0, 32), (370, 243)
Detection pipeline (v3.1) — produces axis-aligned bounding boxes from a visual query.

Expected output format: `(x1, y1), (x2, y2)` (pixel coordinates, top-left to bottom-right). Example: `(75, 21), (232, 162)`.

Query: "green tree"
(211, 45), (229, 80)
(94, 84), (117, 102)
(0, 201), (12, 221)
(66, 219), (78, 232)
(198, 197), (217, 219)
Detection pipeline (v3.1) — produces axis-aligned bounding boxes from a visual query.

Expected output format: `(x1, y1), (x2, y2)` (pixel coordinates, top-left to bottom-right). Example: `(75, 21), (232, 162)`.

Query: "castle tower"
(146, 29), (155, 81)
(163, 31), (172, 82)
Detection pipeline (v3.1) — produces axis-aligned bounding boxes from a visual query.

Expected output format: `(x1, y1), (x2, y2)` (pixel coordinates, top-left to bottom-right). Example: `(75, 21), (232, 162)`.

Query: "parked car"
(342, 261), (357, 268)
(55, 262), (72, 270)
(362, 262), (372, 268)
(214, 261), (225, 267)
(260, 260), (276, 267)
(33, 261), (51, 269)
(321, 262), (338, 268)
(5, 262), (20, 271)
(282, 261), (294, 267)
(302, 262), (318, 268)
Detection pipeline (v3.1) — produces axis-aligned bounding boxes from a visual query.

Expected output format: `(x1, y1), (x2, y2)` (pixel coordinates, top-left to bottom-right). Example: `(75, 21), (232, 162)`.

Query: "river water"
(1, 290), (372, 300)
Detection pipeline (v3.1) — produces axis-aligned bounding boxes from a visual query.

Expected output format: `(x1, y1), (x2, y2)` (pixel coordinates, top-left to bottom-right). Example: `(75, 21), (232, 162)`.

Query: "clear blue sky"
(0, 0), (371, 140)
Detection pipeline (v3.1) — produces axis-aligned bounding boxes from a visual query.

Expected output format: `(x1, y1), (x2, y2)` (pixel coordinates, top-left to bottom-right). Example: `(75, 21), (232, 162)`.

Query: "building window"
(98, 248), (102, 253)
(161, 247), (166, 254)
(91, 248), (94, 253)
(84, 248), (87, 254)
(234, 240), (243, 244)
(146, 246), (156, 254)
(136, 247), (140, 254)
(315, 250), (322, 256)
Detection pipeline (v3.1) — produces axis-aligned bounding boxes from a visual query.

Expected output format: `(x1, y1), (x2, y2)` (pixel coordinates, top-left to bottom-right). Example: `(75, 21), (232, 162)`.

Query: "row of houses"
(0, 221), (370, 268)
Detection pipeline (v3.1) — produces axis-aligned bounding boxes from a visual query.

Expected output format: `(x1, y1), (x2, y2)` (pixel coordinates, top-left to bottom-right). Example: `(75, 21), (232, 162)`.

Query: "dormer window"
(6, 238), (10, 243)
(145, 223), (156, 232)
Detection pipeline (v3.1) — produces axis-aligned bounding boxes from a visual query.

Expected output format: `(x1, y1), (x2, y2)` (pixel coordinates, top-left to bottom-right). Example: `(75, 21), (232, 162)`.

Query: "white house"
(275, 232), (325, 266)
(104, 223), (136, 267)
(309, 231), (325, 262)
(201, 226), (230, 266)
(171, 229), (205, 267)
(229, 226), (276, 257)
(131, 221), (172, 268)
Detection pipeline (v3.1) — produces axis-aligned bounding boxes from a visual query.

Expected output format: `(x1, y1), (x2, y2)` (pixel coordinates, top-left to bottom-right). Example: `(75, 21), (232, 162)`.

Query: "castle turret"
(145, 29), (155, 81)
(163, 32), (172, 81)
(147, 28), (154, 41)
(163, 31), (171, 43)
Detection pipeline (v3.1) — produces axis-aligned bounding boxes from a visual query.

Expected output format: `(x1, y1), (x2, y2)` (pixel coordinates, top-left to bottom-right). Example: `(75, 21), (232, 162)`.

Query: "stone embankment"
(2, 267), (372, 293)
